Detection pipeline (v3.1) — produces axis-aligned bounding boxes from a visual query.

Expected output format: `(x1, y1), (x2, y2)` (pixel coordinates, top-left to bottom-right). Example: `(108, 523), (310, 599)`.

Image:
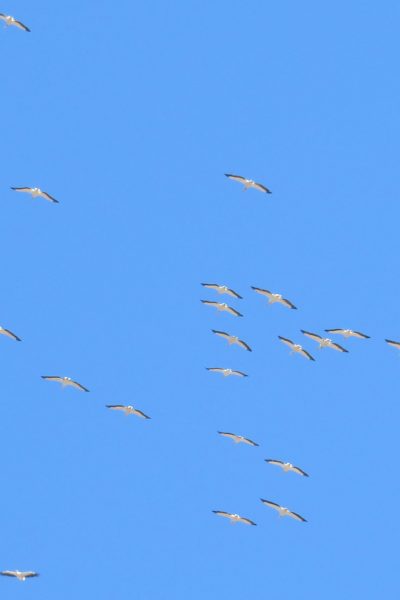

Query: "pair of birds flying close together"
(0, 14), (30, 32)
(213, 500), (307, 527)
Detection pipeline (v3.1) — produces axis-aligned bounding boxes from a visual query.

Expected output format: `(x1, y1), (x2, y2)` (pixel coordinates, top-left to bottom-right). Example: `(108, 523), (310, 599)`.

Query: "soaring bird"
(265, 459), (309, 477)
(218, 431), (258, 446)
(106, 405), (151, 419)
(0, 326), (21, 341)
(201, 300), (242, 317)
(201, 283), (242, 299)
(260, 499), (307, 522)
(225, 174), (271, 194)
(0, 14), (30, 31)
(0, 571), (38, 581)
(212, 330), (252, 351)
(278, 336), (314, 361)
(212, 511), (256, 526)
(11, 187), (58, 203)
(325, 329), (370, 339)
(385, 339), (400, 350)
(301, 330), (348, 352)
(41, 376), (89, 392)
(206, 368), (248, 378)
(251, 286), (297, 309)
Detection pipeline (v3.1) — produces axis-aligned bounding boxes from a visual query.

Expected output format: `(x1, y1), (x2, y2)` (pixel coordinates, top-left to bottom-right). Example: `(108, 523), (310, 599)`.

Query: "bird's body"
(301, 330), (348, 352)
(278, 336), (314, 361)
(0, 326), (21, 341)
(325, 328), (369, 339)
(225, 174), (271, 194)
(0, 570), (38, 581)
(213, 511), (256, 526)
(11, 187), (58, 203)
(218, 431), (258, 446)
(201, 283), (242, 299)
(260, 499), (306, 522)
(251, 287), (297, 309)
(265, 459), (309, 477)
(206, 368), (247, 377)
(41, 376), (89, 392)
(0, 14), (30, 31)
(201, 300), (242, 317)
(212, 330), (251, 351)
(106, 404), (151, 419)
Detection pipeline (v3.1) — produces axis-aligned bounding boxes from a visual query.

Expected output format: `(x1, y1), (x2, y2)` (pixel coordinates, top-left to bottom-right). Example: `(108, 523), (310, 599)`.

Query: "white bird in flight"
(212, 330), (252, 351)
(0, 570), (38, 581)
(41, 376), (89, 392)
(260, 499), (307, 522)
(265, 459), (309, 477)
(218, 431), (258, 446)
(278, 336), (315, 361)
(325, 328), (370, 339)
(212, 511), (256, 526)
(251, 286), (297, 309)
(206, 367), (248, 378)
(0, 326), (21, 341)
(301, 330), (348, 353)
(0, 14), (30, 31)
(201, 283), (242, 299)
(11, 187), (59, 203)
(201, 300), (242, 317)
(225, 174), (271, 194)
(106, 405), (151, 419)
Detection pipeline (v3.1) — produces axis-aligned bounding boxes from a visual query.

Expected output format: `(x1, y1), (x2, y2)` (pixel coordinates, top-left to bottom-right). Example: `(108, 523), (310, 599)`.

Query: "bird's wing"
(225, 287), (242, 299)
(324, 329), (345, 335)
(237, 338), (252, 351)
(301, 330), (322, 342)
(224, 305), (243, 317)
(386, 339), (400, 349)
(1, 328), (21, 341)
(288, 511), (307, 522)
(14, 20), (30, 31)
(40, 191), (59, 203)
(106, 405), (126, 410)
(224, 173), (246, 183)
(22, 572), (38, 578)
(41, 375), (63, 382)
(253, 181), (272, 194)
(327, 341), (348, 353)
(0, 14), (7, 21)
(0, 571), (17, 577)
(242, 437), (258, 447)
(291, 465), (309, 477)
(238, 516), (257, 526)
(278, 336), (294, 349)
(281, 297), (297, 309)
(212, 511), (232, 519)
(218, 431), (239, 441)
(206, 368), (225, 373)
(251, 286), (273, 298)
(212, 329), (230, 340)
(231, 370), (248, 377)
(352, 331), (370, 339)
(201, 300), (219, 307)
(299, 348), (315, 361)
(260, 499), (281, 512)
(11, 187), (32, 193)
(133, 408), (151, 419)
(70, 380), (90, 391)
(265, 459), (284, 468)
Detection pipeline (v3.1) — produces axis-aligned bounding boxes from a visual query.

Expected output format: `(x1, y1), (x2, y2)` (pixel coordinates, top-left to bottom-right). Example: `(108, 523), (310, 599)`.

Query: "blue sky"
(1, 0), (400, 598)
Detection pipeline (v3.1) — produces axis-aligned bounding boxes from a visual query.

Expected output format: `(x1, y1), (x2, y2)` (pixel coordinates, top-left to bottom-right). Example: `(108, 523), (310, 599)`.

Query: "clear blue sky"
(1, 1), (400, 598)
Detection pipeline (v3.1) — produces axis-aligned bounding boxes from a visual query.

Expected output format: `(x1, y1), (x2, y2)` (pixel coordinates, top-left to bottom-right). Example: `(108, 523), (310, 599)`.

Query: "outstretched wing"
(40, 190), (59, 203)
(225, 173), (246, 184)
(242, 436), (259, 447)
(288, 510), (307, 522)
(106, 405), (126, 411)
(299, 348), (315, 361)
(291, 465), (309, 477)
(212, 329), (231, 341)
(281, 297), (297, 310)
(351, 331), (370, 339)
(265, 459), (285, 469)
(0, 328), (21, 341)
(133, 408), (151, 419)
(278, 335), (294, 349)
(253, 181), (272, 194)
(224, 305), (243, 317)
(386, 339), (400, 349)
(11, 186), (32, 193)
(41, 375), (63, 383)
(70, 380), (90, 392)
(327, 341), (348, 353)
(237, 516), (257, 526)
(13, 19), (30, 31)
(260, 499), (281, 512)
(201, 300), (220, 308)
(301, 330), (323, 343)
(251, 286), (273, 299)
(218, 431), (239, 442)
(231, 370), (248, 377)
(237, 338), (252, 351)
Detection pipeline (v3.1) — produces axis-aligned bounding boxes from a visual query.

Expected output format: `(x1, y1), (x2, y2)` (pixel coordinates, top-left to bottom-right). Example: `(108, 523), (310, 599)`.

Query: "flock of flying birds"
(202, 173), (400, 528)
(2, 10), (400, 580)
